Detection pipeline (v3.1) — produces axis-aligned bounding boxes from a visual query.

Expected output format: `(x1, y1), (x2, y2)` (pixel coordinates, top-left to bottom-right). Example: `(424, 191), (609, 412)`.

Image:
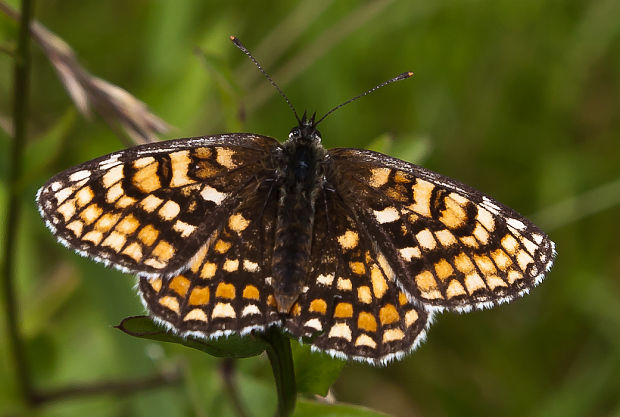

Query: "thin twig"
(0, 2), (182, 408)
(2, 0), (35, 404)
(0, 0), (169, 144)
(219, 359), (252, 417)
(30, 366), (183, 405)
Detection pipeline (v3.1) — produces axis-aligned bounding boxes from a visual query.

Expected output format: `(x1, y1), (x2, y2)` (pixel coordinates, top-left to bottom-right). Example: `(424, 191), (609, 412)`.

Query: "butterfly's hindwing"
(284, 188), (430, 364)
(139, 182), (282, 336)
(37, 134), (280, 277)
(327, 148), (555, 312)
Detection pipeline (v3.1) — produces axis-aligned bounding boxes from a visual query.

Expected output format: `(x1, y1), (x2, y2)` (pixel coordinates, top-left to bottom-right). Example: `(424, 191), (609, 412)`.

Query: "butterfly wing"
(138, 181), (282, 336)
(327, 148), (556, 312)
(37, 134), (280, 278)
(137, 156), (432, 364)
(284, 186), (431, 364)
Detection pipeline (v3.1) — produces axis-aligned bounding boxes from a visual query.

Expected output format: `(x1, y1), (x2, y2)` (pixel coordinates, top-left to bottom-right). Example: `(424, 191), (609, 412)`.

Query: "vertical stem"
(219, 359), (252, 417)
(2, 0), (35, 404)
(262, 328), (296, 417)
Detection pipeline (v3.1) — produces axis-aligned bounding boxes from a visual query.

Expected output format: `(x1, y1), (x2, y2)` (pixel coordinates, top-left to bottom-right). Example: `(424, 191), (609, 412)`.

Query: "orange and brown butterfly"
(37, 38), (555, 365)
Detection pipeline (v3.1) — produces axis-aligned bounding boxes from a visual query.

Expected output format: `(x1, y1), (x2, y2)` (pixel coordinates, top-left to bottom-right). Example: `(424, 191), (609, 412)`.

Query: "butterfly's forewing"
(138, 182), (282, 336)
(327, 148), (556, 312)
(284, 188), (430, 365)
(37, 134), (280, 278)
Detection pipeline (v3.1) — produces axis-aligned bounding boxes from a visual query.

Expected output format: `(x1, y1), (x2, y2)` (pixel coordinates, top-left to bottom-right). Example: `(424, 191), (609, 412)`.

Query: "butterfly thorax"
(271, 119), (326, 313)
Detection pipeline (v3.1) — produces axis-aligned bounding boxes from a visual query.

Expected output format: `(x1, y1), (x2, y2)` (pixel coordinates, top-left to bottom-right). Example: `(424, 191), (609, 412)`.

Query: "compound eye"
(290, 128), (301, 137)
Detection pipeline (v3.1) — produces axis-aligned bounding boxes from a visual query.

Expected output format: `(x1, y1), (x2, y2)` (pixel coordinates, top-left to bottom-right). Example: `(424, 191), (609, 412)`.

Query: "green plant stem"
(220, 359), (252, 417)
(31, 366), (183, 405)
(262, 328), (296, 417)
(2, 0), (34, 404)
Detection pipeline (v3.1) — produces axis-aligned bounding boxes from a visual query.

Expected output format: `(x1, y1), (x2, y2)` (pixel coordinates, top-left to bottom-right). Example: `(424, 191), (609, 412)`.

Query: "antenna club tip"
(407, 71), (414, 77)
(230, 36), (246, 50)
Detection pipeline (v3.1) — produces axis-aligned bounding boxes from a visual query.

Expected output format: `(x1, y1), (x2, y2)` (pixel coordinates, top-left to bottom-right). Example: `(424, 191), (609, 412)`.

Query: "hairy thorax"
(271, 138), (326, 312)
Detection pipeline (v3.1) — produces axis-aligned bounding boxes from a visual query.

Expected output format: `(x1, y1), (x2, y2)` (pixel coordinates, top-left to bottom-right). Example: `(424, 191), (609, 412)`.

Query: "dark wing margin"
(327, 148), (556, 312)
(37, 134), (280, 278)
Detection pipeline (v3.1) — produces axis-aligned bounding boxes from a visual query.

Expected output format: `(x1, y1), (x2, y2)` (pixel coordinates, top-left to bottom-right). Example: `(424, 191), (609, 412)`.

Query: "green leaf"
(292, 341), (346, 396)
(366, 133), (394, 154)
(116, 316), (268, 358)
(293, 399), (392, 417)
(365, 132), (431, 165)
(391, 133), (432, 165)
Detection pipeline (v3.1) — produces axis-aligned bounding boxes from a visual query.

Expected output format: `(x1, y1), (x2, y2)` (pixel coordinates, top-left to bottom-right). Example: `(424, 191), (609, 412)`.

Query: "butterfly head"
(289, 111), (322, 143)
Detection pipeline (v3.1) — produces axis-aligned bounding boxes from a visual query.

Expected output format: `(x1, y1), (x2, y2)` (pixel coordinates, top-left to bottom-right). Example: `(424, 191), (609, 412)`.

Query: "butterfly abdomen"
(272, 140), (326, 313)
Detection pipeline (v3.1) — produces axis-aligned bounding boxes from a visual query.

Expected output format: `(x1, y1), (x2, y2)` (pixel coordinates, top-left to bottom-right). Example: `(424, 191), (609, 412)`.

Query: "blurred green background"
(1, 0), (619, 416)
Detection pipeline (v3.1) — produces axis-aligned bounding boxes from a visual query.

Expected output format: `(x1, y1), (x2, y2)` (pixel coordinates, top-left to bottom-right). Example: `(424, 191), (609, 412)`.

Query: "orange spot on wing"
(133, 162), (161, 193)
(398, 292), (408, 305)
(152, 240), (175, 262)
(267, 295), (277, 307)
(138, 225), (159, 246)
(122, 242), (143, 261)
(379, 304), (399, 325)
(416, 270), (442, 299)
(242, 285), (260, 300)
(393, 170), (410, 183)
(214, 239), (231, 254)
(357, 286), (372, 304)
(334, 302), (353, 318)
(309, 299), (327, 315)
(357, 312), (377, 332)
(215, 282), (236, 299)
(189, 286), (210, 305)
(158, 296), (180, 314)
(169, 275), (190, 297)
(80, 204), (103, 225)
(434, 258), (454, 281)
(200, 262), (217, 279)
(290, 302), (301, 316)
(149, 278), (162, 292)
(349, 261), (366, 275)
(115, 214), (140, 234)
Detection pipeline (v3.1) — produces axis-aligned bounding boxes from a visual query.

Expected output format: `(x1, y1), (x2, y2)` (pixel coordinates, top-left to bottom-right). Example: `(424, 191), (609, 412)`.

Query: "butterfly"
(37, 37), (555, 365)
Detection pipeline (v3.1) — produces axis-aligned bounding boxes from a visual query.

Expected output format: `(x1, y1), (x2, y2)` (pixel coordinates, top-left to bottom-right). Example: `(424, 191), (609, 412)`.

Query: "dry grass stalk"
(0, 1), (169, 144)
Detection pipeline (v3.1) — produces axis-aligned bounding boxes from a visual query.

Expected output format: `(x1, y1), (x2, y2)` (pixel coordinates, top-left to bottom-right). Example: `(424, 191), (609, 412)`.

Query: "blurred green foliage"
(1, 1), (619, 416)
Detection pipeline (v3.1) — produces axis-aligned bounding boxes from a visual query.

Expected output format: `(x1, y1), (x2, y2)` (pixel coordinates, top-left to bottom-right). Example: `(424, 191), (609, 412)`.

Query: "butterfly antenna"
(230, 36), (301, 124)
(315, 72), (414, 126)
